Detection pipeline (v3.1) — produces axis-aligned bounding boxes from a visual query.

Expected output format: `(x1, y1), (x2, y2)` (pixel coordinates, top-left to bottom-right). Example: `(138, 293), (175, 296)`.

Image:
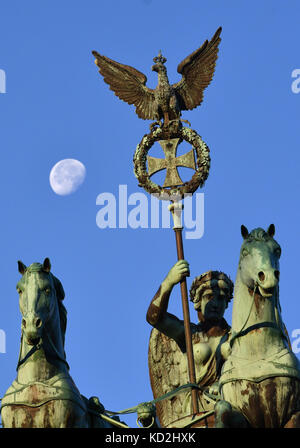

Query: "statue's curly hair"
(189, 270), (233, 310)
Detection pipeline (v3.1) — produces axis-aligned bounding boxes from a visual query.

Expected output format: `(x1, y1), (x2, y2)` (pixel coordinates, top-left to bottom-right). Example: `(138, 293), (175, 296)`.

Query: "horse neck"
(231, 270), (286, 356)
(17, 301), (68, 383)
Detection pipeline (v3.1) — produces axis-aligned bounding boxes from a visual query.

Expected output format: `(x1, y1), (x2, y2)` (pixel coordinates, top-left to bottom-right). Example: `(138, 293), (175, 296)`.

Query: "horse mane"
(51, 274), (67, 347)
(244, 228), (273, 243)
(25, 264), (67, 346)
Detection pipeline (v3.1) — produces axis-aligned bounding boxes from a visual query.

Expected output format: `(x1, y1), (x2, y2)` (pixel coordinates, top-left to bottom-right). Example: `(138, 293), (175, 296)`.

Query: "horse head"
(216, 225), (300, 428)
(2, 259), (117, 428)
(230, 224), (284, 333)
(239, 224), (281, 298)
(16, 258), (65, 347)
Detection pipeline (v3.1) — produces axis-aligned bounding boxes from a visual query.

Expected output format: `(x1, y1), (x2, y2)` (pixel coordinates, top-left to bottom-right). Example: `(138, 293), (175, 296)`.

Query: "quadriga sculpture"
(215, 225), (300, 428)
(1, 258), (116, 428)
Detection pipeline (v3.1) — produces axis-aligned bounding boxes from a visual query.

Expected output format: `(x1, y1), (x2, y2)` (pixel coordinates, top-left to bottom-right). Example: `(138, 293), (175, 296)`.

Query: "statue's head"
(189, 271), (233, 322)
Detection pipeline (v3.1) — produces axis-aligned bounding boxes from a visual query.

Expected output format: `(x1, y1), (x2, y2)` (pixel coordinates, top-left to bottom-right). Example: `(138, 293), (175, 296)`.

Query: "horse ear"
(267, 224), (275, 238)
(18, 261), (27, 275)
(42, 258), (51, 273)
(241, 225), (249, 239)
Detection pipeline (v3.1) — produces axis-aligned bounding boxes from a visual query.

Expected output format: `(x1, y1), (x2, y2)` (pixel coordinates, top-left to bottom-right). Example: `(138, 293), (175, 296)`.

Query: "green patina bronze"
(146, 262), (233, 428)
(0, 259), (124, 428)
(92, 28), (223, 419)
(214, 225), (300, 428)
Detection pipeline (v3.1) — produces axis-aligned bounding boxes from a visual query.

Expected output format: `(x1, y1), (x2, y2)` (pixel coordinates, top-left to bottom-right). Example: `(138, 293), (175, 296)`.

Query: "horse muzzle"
(256, 269), (280, 297)
(26, 335), (41, 346)
(257, 285), (276, 298)
(22, 316), (43, 345)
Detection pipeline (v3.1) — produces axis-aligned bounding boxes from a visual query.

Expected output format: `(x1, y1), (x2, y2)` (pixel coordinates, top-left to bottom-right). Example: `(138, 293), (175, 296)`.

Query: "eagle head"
(152, 51), (167, 73)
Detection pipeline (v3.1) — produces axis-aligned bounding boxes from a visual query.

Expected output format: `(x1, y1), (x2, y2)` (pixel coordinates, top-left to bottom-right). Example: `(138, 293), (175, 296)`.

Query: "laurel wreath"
(133, 126), (210, 199)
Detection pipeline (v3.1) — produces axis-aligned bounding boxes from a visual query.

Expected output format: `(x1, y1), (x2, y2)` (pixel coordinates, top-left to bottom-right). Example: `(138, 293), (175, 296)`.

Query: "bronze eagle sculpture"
(92, 27), (222, 127)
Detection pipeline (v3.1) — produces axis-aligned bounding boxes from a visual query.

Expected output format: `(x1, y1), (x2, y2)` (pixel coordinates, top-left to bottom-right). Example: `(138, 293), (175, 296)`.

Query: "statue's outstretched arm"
(146, 260), (189, 348)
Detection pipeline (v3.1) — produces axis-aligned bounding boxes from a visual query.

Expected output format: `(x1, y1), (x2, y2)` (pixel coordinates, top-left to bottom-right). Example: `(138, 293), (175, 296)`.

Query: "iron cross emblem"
(147, 138), (196, 188)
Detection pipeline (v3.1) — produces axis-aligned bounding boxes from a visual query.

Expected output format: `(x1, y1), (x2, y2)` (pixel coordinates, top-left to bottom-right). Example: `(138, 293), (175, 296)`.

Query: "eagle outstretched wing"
(92, 51), (157, 120)
(173, 27), (222, 111)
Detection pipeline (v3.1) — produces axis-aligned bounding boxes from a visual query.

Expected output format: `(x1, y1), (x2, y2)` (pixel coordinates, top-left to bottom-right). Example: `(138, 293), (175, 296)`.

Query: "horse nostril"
(274, 270), (280, 280)
(258, 271), (265, 282)
(22, 319), (26, 328)
(35, 318), (42, 328)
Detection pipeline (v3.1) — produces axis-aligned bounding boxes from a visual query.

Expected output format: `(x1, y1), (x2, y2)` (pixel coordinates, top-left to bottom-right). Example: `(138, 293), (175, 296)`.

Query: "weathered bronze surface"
(214, 225), (300, 428)
(146, 262), (232, 427)
(92, 27), (221, 127)
(91, 28), (300, 429)
(134, 126), (210, 199)
(121, 29), (221, 418)
(0, 259), (123, 428)
(147, 138), (195, 187)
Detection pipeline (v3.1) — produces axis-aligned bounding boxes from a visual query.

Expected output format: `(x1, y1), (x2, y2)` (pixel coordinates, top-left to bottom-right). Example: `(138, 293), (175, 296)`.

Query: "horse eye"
(44, 288), (51, 295)
(242, 248), (249, 257)
(17, 288), (22, 294)
(275, 248), (281, 258)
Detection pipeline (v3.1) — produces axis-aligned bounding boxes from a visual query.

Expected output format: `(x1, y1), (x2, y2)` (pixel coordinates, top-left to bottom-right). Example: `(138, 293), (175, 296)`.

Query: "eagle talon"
(168, 118), (190, 128)
(180, 119), (191, 127)
(150, 120), (163, 132)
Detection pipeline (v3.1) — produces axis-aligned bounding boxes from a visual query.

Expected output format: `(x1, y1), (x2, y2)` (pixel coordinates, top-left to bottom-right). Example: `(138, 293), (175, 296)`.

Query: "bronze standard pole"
(174, 228), (199, 415)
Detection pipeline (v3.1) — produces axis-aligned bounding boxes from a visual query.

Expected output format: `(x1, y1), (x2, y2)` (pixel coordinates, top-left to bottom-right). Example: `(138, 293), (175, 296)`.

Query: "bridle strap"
(229, 321), (287, 349)
(229, 282), (288, 349)
(16, 330), (69, 371)
(17, 340), (43, 370)
(17, 291), (69, 371)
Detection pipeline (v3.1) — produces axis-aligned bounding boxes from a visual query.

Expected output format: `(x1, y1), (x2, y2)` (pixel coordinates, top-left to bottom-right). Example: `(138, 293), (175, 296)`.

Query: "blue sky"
(0, 0), (300, 427)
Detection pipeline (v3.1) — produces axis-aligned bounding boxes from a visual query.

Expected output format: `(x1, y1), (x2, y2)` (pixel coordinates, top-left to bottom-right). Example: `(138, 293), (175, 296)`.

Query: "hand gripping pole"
(168, 202), (199, 415)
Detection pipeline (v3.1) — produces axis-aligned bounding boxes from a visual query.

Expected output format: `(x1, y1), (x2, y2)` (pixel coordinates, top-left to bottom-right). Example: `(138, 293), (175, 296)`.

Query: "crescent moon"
(49, 159), (86, 195)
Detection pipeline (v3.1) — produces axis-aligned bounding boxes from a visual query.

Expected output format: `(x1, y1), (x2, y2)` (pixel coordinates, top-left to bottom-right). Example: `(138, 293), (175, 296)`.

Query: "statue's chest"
(156, 84), (171, 103)
(193, 336), (221, 366)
